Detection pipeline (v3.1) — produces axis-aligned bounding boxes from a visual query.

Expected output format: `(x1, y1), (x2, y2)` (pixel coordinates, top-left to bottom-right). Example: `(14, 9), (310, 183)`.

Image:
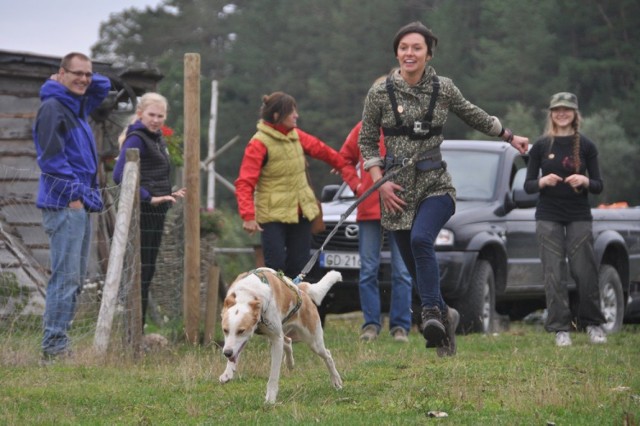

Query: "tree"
(582, 110), (639, 205)
(92, 0), (640, 207)
(469, 0), (560, 119)
(547, 0), (640, 140)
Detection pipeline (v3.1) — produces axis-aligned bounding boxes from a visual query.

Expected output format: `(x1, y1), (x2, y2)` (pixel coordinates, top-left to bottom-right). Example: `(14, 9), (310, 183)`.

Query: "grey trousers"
(536, 220), (606, 332)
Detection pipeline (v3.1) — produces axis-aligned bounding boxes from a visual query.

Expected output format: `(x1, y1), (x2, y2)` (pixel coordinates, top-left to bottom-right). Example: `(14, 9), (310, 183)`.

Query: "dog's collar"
(250, 268), (303, 325)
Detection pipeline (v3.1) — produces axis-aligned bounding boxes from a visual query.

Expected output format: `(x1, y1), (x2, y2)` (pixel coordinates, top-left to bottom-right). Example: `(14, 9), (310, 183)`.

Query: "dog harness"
(251, 268), (303, 325)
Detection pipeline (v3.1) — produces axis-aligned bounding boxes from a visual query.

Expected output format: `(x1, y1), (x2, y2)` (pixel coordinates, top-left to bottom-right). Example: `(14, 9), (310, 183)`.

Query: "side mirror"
(513, 188), (538, 208)
(321, 185), (341, 202)
(510, 167), (538, 208)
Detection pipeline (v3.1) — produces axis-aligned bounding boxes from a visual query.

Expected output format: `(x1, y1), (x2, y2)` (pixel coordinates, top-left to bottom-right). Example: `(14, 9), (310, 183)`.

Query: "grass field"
(1, 315), (639, 425)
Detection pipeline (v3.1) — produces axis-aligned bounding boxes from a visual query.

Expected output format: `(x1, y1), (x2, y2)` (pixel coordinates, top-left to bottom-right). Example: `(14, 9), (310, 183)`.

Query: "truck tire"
(598, 265), (624, 333)
(455, 259), (495, 334)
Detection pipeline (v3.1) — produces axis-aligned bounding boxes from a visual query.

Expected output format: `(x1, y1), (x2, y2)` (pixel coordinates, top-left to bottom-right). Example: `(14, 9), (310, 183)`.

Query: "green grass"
(1, 316), (639, 425)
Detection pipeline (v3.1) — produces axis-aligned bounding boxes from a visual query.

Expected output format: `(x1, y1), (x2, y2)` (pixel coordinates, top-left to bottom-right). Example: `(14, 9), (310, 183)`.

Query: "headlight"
(435, 229), (454, 247)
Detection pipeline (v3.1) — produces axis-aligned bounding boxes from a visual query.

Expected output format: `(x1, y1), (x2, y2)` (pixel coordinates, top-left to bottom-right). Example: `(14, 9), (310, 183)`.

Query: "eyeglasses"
(63, 68), (93, 79)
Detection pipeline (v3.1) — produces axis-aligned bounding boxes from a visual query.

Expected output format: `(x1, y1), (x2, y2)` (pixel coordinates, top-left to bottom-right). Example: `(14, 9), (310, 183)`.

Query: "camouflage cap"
(549, 92), (578, 110)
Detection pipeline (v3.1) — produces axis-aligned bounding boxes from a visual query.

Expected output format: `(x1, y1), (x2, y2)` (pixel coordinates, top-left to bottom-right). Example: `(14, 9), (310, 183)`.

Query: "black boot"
(437, 306), (459, 357)
(421, 306), (445, 348)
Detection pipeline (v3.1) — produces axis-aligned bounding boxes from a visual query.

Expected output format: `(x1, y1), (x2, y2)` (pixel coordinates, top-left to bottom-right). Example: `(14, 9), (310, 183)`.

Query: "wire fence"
(0, 156), (194, 363)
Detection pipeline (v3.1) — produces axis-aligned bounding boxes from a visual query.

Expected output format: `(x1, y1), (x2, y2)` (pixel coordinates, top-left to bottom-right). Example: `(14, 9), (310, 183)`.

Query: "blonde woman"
(113, 92), (186, 329)
(524, 92), (606, 347)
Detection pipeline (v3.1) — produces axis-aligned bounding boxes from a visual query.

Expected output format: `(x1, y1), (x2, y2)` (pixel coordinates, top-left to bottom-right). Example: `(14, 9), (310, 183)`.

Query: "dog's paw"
(332, 374), (343, 390)
(265, 392), (277, 404)
(219, 372), (232, 384)
(285, 354), (295, 370)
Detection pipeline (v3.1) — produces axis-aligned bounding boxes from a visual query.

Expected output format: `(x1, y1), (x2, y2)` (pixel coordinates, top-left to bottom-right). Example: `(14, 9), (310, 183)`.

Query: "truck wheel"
(598, 265), (624, 333)
(455, 259), (495, 334)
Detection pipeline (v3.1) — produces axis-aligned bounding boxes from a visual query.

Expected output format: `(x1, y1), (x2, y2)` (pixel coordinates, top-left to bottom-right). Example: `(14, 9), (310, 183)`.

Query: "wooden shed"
(0, 50), (163, 318)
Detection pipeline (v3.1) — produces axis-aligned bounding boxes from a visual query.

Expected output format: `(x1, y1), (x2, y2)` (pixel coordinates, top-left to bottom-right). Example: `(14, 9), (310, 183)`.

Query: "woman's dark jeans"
(261, 218), (312, 279)
(393, 194), (455, 312)
(536, 220), (606, 332)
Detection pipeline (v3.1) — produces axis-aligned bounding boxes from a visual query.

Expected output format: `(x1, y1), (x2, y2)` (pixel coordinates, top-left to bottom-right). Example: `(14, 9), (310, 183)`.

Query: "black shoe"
(421, 306), (445, 348)
(437, 307), (459, 357)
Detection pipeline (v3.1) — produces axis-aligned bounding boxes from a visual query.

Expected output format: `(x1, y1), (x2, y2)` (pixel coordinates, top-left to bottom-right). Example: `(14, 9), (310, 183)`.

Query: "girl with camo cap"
(524, 92), (607, 347)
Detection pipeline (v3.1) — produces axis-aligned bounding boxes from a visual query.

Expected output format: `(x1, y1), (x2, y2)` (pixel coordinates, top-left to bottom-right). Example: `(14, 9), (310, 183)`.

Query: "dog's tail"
(304, 270), (342, 305)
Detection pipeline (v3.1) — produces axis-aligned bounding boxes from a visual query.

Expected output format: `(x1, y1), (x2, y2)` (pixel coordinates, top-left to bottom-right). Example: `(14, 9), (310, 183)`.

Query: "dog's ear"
(249, 297), (262, 320)
(223, 292), (237, 310)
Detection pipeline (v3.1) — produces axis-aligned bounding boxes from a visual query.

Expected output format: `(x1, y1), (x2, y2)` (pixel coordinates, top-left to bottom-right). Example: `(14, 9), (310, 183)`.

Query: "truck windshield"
(444, 150), (500, 201)
(336, 149), (501, 201)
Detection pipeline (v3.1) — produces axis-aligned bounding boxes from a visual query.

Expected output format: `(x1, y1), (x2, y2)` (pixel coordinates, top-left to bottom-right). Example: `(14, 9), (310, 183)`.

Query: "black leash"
(293, 159), (411, 284)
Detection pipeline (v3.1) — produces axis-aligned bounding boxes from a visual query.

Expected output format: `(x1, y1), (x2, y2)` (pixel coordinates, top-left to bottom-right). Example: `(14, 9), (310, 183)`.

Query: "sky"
(0, 0), (164, 58)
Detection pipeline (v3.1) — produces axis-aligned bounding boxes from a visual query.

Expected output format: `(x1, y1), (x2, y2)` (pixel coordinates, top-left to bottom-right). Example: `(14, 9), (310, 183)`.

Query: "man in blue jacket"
(33, 52), (110, 361)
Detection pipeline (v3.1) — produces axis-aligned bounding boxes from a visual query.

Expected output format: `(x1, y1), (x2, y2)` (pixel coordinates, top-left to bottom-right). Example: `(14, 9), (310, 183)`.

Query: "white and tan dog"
(219, 268), (343, 403)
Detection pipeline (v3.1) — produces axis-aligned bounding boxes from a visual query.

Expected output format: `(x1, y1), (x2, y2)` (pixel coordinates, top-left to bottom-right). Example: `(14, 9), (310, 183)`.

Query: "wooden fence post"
(126, 154), (142, 356)
(203, 265), (220, 346)
(183, 53), (201, 344)
(94, 149), (140, 355)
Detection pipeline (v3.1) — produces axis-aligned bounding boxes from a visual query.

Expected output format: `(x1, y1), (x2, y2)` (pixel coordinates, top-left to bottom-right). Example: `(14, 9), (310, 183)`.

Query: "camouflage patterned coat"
(358, 66), (504, 231)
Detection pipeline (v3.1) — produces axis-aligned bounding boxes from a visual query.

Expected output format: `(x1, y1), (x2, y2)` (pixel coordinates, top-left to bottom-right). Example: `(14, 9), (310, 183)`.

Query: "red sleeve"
(234, 138), (267, 221)
(339, 122), (363, 192)
(296, 128), (347, 170)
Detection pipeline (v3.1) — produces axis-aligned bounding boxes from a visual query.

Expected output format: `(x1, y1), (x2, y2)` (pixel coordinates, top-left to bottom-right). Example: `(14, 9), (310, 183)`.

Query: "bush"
(200, 209), (224, 236)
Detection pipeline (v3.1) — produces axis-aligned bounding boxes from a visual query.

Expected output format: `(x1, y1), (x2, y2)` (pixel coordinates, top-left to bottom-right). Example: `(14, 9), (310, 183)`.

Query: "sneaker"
(359, 324), (378, 342)
(437, 306), (459, 357)
(391, 327), (409, 343)
(421, 306), (446, 348)
(587, 325), (607, 344)
(555, 331), (572, 347)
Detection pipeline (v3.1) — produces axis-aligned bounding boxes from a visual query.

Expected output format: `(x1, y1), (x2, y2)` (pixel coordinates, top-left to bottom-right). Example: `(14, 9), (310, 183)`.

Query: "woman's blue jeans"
(393, 194), (454, 312)
(261, 218), (312, 279)
(41, 208), (92, 356)
(358, 220), (412, 333)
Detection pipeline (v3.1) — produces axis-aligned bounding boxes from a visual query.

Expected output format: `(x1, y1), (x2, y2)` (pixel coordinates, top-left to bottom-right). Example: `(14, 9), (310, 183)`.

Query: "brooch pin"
(397, 105), (404, 113)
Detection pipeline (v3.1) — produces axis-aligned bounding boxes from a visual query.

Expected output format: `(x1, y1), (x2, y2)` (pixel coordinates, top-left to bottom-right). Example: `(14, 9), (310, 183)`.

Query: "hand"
(378, 180), (407, 213)
(539, 173), (563, 188)
(150, 195), (178, 205)
(68, 200), (83, 209)
(510, 135), (529, 154)
(172, 187), (187, 198)
(565, 174), (588, 190)
(242, 220), (263, 236)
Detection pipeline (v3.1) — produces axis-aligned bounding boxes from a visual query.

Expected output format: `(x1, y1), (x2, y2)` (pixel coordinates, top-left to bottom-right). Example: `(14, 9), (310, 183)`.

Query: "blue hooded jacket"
(33, 73), (111, 212)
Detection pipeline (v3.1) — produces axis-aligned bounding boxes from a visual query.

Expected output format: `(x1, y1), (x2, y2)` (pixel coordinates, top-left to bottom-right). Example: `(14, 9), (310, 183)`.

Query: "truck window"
(445, 151), (500, 201)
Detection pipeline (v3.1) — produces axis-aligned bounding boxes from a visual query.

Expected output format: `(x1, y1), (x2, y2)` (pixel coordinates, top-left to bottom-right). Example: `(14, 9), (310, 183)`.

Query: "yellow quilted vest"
(253, 120), (319, 224)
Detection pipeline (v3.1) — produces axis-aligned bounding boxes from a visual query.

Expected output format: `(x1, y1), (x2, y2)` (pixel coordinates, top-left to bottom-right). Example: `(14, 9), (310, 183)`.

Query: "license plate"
(320, 252), (361, 269)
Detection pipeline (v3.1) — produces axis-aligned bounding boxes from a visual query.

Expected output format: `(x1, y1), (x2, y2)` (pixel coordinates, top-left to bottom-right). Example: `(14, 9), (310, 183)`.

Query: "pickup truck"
(309, 140), (640, 333)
